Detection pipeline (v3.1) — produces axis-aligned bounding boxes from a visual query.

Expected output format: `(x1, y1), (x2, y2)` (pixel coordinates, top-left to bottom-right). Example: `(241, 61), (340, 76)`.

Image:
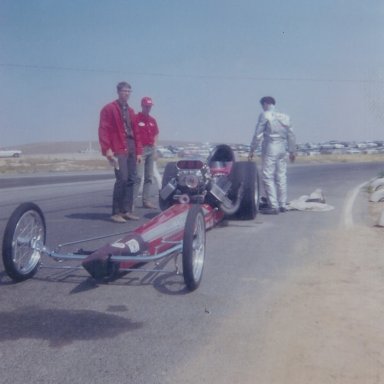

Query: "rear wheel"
(2, 202), (46, 282)
(230, 161), (259, 220)
(182, 205), (206, 291)
(159, 162), (178, 211)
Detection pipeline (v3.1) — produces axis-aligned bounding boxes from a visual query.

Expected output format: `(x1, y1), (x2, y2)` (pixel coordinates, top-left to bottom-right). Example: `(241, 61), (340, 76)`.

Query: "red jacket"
(98, 100), (143, 156)
(136, 112), (159, 146)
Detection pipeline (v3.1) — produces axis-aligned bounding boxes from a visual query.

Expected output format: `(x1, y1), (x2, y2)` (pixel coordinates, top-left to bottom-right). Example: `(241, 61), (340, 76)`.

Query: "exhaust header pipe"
(219, 184), (244, 215)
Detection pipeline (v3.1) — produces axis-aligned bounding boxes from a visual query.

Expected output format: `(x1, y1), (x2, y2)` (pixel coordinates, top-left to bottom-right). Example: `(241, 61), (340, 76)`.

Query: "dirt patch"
(253, 225), (384, 383)
(171, 205), (384, 384)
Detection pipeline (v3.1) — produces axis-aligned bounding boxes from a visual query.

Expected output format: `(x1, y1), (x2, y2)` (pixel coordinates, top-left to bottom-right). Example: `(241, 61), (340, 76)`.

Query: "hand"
(105, 148), (114, 160)
(137, 155), (142, 164)
(289, 153), (296, 163)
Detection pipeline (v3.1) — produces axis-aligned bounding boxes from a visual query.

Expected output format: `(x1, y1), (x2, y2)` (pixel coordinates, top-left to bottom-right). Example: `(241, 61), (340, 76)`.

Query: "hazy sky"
(1, 0), (384, 147)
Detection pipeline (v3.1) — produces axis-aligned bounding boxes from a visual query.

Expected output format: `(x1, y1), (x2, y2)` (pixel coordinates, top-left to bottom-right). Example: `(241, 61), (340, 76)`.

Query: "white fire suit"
(250, 106), (296, 210)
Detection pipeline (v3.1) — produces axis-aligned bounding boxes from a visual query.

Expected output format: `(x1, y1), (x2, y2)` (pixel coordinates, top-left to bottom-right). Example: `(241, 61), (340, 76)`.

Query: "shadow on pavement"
(0, 306), (143, 347)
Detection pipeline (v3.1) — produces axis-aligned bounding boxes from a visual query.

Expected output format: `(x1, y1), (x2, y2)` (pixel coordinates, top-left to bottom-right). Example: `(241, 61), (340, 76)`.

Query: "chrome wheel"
(3, 203), (46, 281)
(182, 205), (206, 291)
(191, 212), (205, 282)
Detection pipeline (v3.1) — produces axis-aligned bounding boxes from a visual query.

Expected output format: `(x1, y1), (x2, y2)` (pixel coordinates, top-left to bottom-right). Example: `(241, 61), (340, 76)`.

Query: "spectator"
(98, 82), (142, 223)
(134, 96), (159, 209)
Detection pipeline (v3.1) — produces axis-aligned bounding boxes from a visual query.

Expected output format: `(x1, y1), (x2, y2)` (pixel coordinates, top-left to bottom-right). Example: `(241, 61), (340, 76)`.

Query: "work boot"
(279, 207), (287, 213)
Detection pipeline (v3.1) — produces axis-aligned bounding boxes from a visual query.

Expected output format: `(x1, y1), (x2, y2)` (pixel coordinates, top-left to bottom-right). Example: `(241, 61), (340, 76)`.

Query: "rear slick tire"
(2, 202), (46, 282)
(231, 161), (259, 220)
(182, 205), (206, 291)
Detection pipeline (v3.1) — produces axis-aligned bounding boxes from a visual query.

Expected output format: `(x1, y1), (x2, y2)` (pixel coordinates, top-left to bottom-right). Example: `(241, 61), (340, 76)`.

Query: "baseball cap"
(141, 97), (154, 106)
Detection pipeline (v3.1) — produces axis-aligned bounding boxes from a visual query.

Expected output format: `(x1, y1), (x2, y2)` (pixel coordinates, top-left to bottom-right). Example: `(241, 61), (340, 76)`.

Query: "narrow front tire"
(182, 205), (206, 291)
(2, 202), (46, 282)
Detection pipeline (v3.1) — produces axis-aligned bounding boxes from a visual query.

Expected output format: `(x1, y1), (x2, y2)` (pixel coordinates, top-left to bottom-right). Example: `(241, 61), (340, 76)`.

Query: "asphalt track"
(0, 171), (113, 189)
(0, 161), (383, 384)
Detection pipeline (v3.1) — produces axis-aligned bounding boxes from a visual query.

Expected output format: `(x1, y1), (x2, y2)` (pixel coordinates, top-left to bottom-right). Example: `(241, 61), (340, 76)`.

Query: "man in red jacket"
(134, 96), (159, 209)
(99, 82), (143, 223)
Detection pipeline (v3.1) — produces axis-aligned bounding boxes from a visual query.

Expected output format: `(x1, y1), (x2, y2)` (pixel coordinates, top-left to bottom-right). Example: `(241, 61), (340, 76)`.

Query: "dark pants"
(112, 140), (137, 215)
(134, 145), (155, 205)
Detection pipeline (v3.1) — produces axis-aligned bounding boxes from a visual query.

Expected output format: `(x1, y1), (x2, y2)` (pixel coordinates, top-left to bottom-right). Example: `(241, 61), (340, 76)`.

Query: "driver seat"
(208, 144), (235, 166)
(208, 144), (235, 174)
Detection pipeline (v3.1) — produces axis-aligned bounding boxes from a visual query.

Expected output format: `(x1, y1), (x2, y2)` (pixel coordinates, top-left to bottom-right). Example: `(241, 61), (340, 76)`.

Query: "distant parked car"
(345, 148), (360, 154)
(157, 147), (175, 158)
(0, 149), (22, 158)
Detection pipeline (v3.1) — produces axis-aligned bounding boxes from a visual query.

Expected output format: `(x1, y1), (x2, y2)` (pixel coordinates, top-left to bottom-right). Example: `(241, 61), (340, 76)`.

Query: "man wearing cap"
(134, 97), (159, 209)
(99, 82), (143, 223)
(248, 96), (296, 214)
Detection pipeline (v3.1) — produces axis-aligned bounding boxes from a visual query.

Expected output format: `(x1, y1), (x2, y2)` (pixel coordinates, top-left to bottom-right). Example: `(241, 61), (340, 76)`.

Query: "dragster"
(2, 144), (259, 291)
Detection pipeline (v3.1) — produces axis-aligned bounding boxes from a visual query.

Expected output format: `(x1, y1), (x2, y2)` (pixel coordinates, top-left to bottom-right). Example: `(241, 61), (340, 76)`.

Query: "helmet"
(141, 97), (154, 107)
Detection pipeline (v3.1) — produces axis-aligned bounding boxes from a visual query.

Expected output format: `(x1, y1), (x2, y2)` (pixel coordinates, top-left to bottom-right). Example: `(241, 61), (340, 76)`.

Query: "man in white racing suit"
(248, 96), (296, 214)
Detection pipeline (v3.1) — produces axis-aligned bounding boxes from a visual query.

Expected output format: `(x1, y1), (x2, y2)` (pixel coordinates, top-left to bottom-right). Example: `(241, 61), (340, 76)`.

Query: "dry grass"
(241, 152), (384, 167)
(0, 154), (109, 174)
(294, 152), (384, 164)
(0, 152), (383, 175)
(0, 153), (175, 174)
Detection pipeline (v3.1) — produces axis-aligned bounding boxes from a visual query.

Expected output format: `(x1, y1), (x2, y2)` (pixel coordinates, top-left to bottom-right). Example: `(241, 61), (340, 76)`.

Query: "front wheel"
(182, 205), (206, 291)
(2, 202), (46, 282)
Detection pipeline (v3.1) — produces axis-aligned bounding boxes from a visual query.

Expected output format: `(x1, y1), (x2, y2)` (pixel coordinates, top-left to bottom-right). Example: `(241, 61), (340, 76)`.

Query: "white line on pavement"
(341, 181), (368, 229)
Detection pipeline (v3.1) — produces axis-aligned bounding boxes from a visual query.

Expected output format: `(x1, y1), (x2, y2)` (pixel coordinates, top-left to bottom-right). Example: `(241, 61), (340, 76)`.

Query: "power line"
(1, 62), (383, 84)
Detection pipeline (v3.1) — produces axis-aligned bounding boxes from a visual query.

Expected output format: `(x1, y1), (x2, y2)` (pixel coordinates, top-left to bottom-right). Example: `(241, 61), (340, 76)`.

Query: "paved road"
(0, 171), (113, 189)
(0, 162), (383, 384)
